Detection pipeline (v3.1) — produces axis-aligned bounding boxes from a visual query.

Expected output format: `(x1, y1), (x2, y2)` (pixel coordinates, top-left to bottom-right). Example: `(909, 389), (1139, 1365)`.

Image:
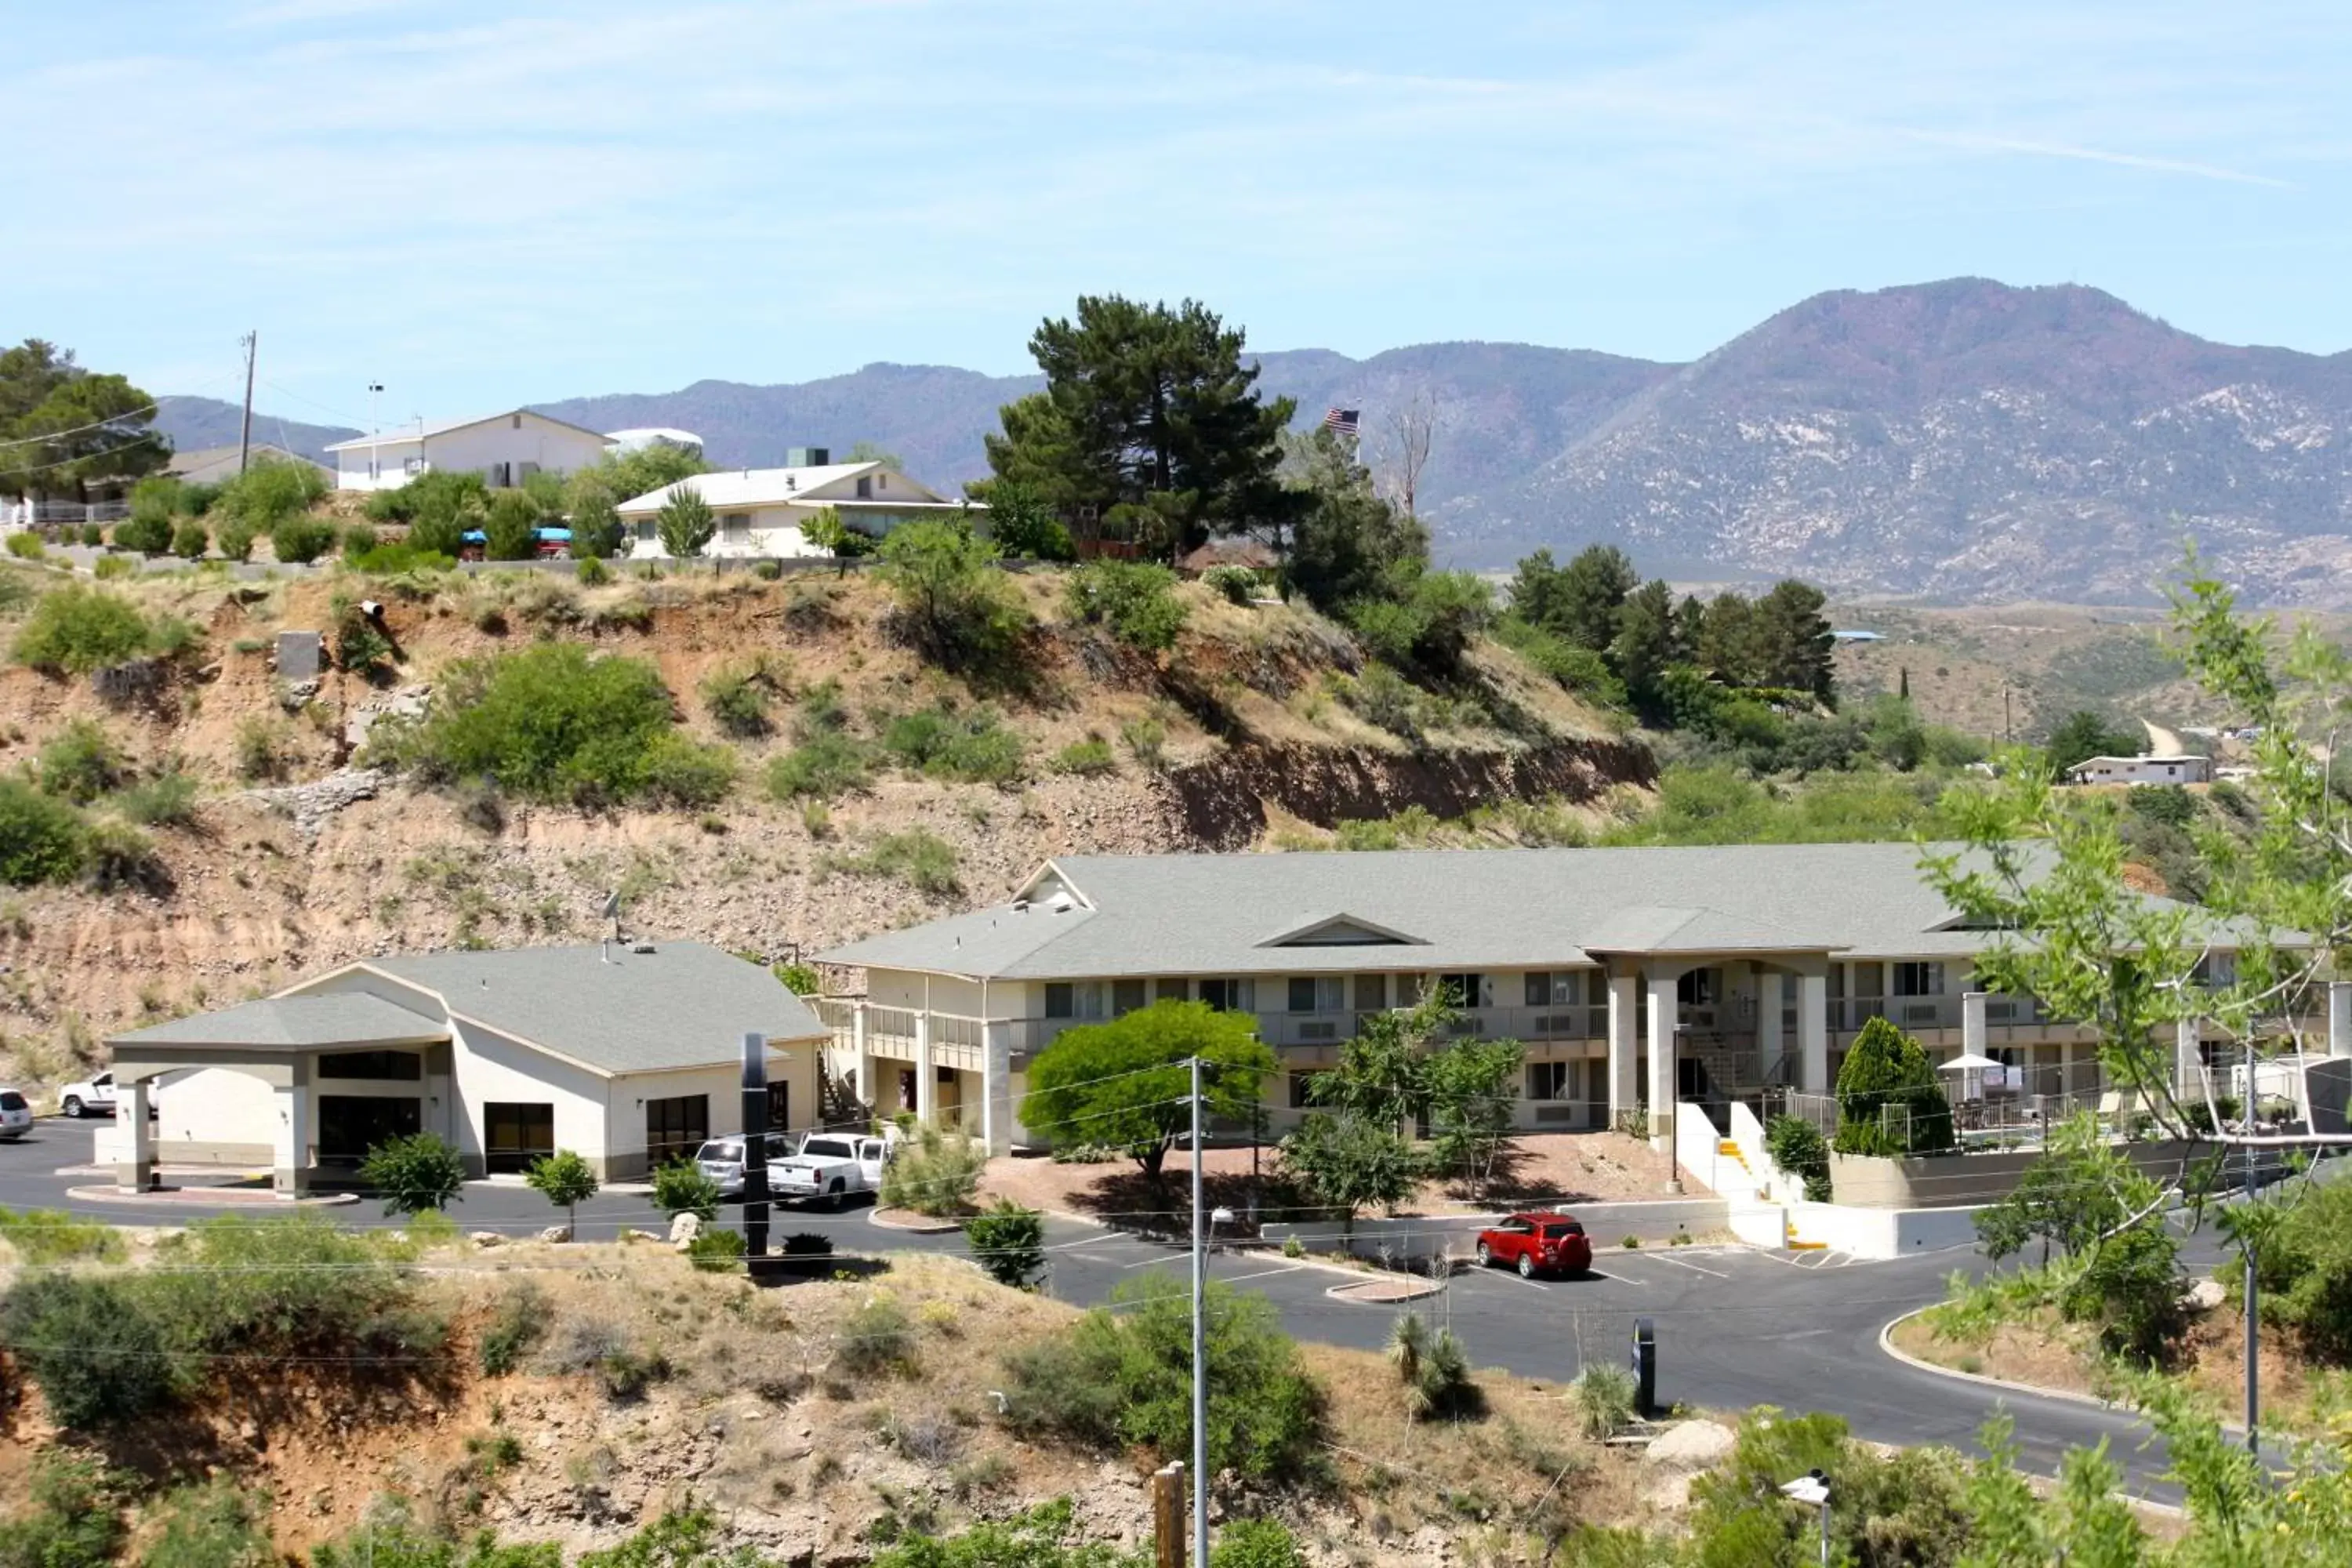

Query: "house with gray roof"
(814, 845), (2241, 1153)
(104, 942), (825, 1194)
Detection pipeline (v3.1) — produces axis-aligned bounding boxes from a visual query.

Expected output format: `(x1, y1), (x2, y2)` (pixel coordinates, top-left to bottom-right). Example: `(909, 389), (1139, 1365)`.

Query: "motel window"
(1524, 971), (1583, 1007)
(1353, 974), (1388, 1011)
(856, 477), (873, 499)
(1527, 1062), (1570, 1101)
(1155, 978), (1189, 1003)
(1198, 978), (1257, 1014)
(720, 512), (751, 544)
(634, 521), (656, 543)
(1288, 977), (1345, 1014)
(1893, 962), (1944, 996)
(644, 1094), (710, 1167)
(1289, 1073), (1317, 1109)
(2192, 953), (2237, 988)
(318, 1050), (423, 1081)
(1112, 978), (1149, 1015)
(1677, 968), (1723, 1007)
(1435, 973), (1485, 1009)
(483, 1102), (554, 1175)
(1044, 982), (1108, 1020)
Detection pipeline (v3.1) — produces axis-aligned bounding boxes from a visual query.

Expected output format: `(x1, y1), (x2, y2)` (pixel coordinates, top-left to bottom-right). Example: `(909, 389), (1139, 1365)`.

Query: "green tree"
(1973, 1112), (2132, 1267)
(876, 518), (1032, 677)
(970, 477), (1074, 561)
(568, 486), (625, 560)
(1278, 1111), (1425, 1221)
(170, 517), (209, 561)
(115, 476), (180, 554)
(1751, 579), (1836, 699)
(655, 484), (715, 559)
(964, 1199), (1048, 1290)
(1279, 426), (1426, 612)
(2042, 709), (2143, 773)
(1512, 543), (1637, 653)
(394, 470), (491, 557)
(985, 294), (1296, 554)
(1063, 559), (1188, 651)
(1608, 578), (1679, 710)
(1831, 1015), (1953, 1154)
(357, 1131), (467, 1216)
(799, 504), (875, 561)
(1696, 591), (1761, 685)
(524, 1149), (599, 1233)
(650, 1158), (720, 1222)
(0, 339), (166, 500)
(1020, 1000), (1274, 1184)
(482, 489), (543, 560)
(844, 439), (906, 470)
(1425, 1034), (1523, 1203)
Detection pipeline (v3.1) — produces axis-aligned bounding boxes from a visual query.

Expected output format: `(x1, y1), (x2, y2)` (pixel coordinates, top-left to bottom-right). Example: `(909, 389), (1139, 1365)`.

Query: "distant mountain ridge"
(158, 278), (2352, 605)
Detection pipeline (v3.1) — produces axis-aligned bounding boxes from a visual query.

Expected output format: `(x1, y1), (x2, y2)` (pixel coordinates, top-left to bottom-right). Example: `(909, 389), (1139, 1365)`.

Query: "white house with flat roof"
(326, 410), (615, 492)
(615, 462), (978, 559)
(2066, 754), (2212, 786)
(814, 844), (2267, 1155)
(103, 942), (825, 1194)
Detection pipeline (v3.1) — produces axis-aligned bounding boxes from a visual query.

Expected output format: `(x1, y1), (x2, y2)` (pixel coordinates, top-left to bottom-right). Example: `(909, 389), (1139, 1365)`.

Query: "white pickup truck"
(771, 1132), (893, 1209)
(60, 1071), (158, 1120)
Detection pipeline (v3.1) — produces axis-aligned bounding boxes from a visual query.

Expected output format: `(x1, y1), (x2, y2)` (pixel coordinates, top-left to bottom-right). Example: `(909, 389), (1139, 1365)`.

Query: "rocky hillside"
(0, 562), (1641, 1091)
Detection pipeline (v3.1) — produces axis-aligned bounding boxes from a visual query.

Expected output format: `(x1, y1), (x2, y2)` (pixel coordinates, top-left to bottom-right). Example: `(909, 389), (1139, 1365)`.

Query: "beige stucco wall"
(1829, 1138), (2199, 1210)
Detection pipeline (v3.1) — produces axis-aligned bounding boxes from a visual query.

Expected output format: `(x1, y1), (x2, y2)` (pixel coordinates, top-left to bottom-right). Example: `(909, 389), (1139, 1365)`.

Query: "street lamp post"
(366, 383), (383, 485)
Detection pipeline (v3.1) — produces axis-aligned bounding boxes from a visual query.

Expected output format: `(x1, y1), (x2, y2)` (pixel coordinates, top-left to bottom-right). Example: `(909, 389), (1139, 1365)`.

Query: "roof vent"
(1011, 899), (1030, 913)
(1047, 891), (1075, 915)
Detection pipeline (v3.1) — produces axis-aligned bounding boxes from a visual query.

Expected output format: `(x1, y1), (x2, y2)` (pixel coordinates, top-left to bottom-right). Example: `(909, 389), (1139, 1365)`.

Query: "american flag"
(1322, 407), (1360, 437)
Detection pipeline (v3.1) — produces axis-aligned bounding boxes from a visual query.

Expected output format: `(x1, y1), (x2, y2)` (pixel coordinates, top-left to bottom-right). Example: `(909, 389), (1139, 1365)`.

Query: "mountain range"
(158, 278), (2352, 605)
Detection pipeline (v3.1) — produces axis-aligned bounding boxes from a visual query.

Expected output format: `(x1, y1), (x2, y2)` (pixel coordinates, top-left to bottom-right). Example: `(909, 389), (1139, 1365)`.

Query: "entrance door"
(318, 1095), (421, 1164)
(484, 1102), (554, 1174)
(766, 1082), (791, 1133)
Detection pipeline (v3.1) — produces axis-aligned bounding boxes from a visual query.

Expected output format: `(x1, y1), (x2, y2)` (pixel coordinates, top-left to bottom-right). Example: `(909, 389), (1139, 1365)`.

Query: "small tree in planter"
(358, 1131), (466, 1217)
(525, 1149), (600, 1238)
(652, 1156), (720, 1222)
(1831, 1016), (1954, 1155)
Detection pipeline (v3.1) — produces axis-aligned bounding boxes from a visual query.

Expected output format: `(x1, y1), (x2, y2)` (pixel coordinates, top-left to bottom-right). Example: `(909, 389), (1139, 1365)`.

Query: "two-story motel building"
(814, 844), (2233, 1153)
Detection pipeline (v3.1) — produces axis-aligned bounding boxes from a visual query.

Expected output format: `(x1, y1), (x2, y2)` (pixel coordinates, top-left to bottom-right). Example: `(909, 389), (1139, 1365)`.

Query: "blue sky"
(9, 0), (2351, 426)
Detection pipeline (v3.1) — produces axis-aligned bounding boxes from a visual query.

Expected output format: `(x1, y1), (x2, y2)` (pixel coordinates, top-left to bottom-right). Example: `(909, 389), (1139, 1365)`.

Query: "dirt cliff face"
(0, 565), (1644, 1090)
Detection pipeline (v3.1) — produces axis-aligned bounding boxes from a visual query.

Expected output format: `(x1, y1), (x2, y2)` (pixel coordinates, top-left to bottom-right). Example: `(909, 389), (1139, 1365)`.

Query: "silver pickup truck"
(771, 1132), (892, 1209)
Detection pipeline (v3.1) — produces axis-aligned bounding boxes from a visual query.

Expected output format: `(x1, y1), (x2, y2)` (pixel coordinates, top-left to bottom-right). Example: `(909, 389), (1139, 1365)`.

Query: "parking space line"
(1217, 1264), (1306, 1285)
(1641, 1252), (1731, 1279)
(1579, 1268), (1643, 1287)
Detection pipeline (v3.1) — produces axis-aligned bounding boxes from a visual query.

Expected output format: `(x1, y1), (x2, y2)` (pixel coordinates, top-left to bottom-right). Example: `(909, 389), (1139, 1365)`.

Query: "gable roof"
(296, 942), (825, 1075)
(110, 992), (445, 1051)
(613, 463), (961, 516)
(815, 844), (2120, 981)
(323, 410), (613, 451)
(167, 444), (331, 485)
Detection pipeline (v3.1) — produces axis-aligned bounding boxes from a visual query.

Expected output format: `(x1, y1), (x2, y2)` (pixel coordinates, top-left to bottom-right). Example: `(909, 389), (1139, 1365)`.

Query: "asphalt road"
(0, 1117), (2217, 1500)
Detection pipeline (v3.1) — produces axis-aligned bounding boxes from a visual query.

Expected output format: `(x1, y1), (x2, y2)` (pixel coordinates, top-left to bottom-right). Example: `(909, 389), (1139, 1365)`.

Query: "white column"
(2330, 982), (2352, 1061)
(1606, 971), (1639, 1124)
(273, 1067), (310, 1197)
(2175, 1017), (2205, 1101)
(853, 1004), (874, 1116)
(982, 1021), (1014, 1156)
(913, 1011), (936, 1126)
(1962, 991), (1988, 1057)
(1758, 973), (1784, 1079)
(1798, 970), (1830, 1095)
(1646, 967), (1678, 1143)
(114, 1076), (155, 1193)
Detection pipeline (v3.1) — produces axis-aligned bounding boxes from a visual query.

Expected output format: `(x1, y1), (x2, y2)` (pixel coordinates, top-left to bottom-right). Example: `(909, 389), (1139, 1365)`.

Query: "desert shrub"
(773, 960), (821, 994)
(831, 829), (960, 896)
(651, 1157), (721, 1221)
(114, 768), (200, 829)
(699, 658), (784, 737)
(1494, 616), (1629, 709)
(81, 818), (164, 891)
(1000, 1274), (1325, 1482)
(0, 1205), (127, 1265)
(78, 521), (105, 547)
(1050, 738), (1116, 776)
(399, 470), (492, 558)
(1764, 1114), (1832, 1203)
(1688, 1408), (1970, 1568)
(1065, 559), (1188, 651)
(1333, 663), (1424, 739)
(216, 457), (328, 531)
(1210, 1519), (1305, 1568)
(687, 1229), (746, 1273)
(482, 492), (542, 561)
(1120, 713), (1167, 768)
(358, 1131), (467, 1215)
(0, 780), (88, 886)
(0, 1449), (123, 1568)
(234, 715), (290, 782)
(347, 541), (454, 575)
(964, 1200), (1047, 1290)
(880, 702), (1026, 784)
(767, 733), (874, 801)
(782, 1231), (834, 1258)
(93, 554), (135, 580)
(575, 555), (612, 586)
(1203, 564), (1260, 605)
(11, 584), (159, 674)
(752, 557), (783, 580)
(1570, 1363), (1639, 1438)
(1387, 1311), (1480, 1420)
(639, 733), (738, 810)
(397, 644), (695, 809)
(479, 1281), (546, 1376)
(3, 531), (45, 560)
(332, 594), (396, 677)
(834, 1294), (917, 1376)
(1345, 569), (1491, 677)
(170, 517), (210, 560)
(269, 515), (339, 565)
(0, 1274), (178, 1426)
(879, 1123), (985, 1217)
(133, 1479), (274, 1568)
(37, 718), (132, 804)
(214, 517), (257, 563)
(877, 519), (1032, 680)
(340, 521), (379, 557)
(117, 477), (180, 555)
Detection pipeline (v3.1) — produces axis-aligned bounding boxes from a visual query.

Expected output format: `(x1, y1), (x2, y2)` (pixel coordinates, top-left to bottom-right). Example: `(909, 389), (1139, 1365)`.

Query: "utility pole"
(237, 332), (258, 474)
(1189, 1054), (1209, 1568)
(367, 383), (385, 486)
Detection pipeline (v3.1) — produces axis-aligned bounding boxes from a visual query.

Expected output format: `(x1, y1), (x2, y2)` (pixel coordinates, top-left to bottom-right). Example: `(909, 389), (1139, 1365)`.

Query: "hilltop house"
(813, 844), (2253, 1155)
(615, 460), (979, 559)
(2066, 754), (2212, 786)
(102, 942), (825, 1194)
(325, 410), (614, 492)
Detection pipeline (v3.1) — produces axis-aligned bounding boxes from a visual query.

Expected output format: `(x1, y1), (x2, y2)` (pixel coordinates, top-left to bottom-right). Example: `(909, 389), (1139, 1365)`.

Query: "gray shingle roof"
(322, 942), (825, 1075)
(815, 844), (2096, 980)
(109, 992), (445, 1051)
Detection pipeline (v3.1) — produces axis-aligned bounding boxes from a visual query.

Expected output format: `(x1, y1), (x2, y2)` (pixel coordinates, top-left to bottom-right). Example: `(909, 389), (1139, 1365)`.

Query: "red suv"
(1473, 1212), (1592, 1278)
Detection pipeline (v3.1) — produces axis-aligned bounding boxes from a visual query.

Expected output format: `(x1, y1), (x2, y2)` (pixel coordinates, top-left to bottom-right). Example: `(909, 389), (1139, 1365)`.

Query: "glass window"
(484, 1102), (554, 1174)
(1288, 1073), (1316, 1109)
(1155, 978), (1189, 1002)
(1288, 977), (1344, 1013)
(766, 1082), (791, 1131)
(1112, 978), (1148, 1014)
(317, 1050), (423, 1081)
(1044, 982), (1075, 1019)
(1354, 974), (1388, 1011)
(1893, 962), (1944, 996)
(720, 512), (751, 543)
(1526, 1062), (1570, 1100)
(645, 1094), (710, 1167)
(1436, 973), (1484, 1008)
(1677, 968), (1719, 1006)
(1199, 978), (1256, 1013)
(1524, 972), (1582, 1007)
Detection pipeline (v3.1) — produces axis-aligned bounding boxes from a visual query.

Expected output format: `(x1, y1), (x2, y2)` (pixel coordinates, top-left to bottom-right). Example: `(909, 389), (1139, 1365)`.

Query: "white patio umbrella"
(1939, 1051), (2002, 1101)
